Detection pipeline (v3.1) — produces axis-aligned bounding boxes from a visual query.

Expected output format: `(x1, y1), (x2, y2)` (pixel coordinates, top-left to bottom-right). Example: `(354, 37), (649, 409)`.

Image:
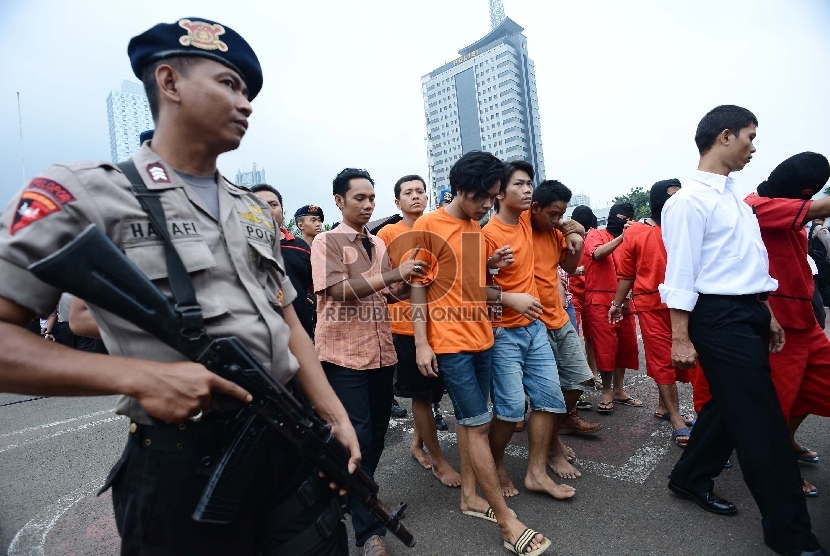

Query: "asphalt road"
(0, 348), (827, 555)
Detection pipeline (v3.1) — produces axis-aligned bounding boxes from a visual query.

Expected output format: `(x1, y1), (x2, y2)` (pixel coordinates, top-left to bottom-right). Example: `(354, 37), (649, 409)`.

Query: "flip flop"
(504, 529), (551, 556)
(613, 397), (643, 407)
(671, 427), (691, 448)
(462, 507), (517, 523)
(803, 480), (819, 497)
(795, 447), (820, 464)
(724, 460), (733, 470)
(596, 400), (614, 413)
(654, 411), (696, 427)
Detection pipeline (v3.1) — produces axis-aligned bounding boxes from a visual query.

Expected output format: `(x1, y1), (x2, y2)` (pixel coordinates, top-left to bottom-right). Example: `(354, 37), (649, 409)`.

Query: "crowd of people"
(1, 16), (829, 556)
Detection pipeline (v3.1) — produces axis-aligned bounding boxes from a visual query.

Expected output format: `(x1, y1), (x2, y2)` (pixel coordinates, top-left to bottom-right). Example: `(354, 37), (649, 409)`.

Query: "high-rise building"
(235, 163), (266, 187)
(106, 80), (154, 163)
(421, 17), (546, 207)
(570, 193), (591, 208)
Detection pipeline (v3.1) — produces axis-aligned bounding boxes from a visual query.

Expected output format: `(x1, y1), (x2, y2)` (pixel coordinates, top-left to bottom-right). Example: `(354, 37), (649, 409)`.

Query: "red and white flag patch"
(11, 191), (61, 235)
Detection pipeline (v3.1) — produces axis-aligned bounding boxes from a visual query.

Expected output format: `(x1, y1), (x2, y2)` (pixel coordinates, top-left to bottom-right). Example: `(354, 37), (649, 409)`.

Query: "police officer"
(437, 188), (453, 208)
(0, 18), (358, 555)
(294, 204), (325, 247)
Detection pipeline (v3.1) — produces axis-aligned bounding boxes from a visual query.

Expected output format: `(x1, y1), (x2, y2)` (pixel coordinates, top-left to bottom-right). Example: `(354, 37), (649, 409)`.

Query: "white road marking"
(0, 409), (114, 439)
(7, 478), (104, 556)
(0, 416), (124, 454)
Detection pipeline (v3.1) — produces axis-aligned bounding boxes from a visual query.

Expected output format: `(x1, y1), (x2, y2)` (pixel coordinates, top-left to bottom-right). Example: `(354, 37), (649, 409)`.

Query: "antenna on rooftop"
(489, 0), (506, 29)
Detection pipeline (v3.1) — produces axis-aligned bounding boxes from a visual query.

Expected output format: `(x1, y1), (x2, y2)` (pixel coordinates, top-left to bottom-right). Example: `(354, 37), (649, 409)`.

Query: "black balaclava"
(606, 202), (634, 237)
(757, 152), (830, 200)
(650, 179), (681, 225)
(571, 205), (595, 232)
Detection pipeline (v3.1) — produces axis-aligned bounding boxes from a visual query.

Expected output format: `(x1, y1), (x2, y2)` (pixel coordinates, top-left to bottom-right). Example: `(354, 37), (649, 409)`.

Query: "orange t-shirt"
(583, 228), (622, 306)
(482, 213), (539, 328)
(528, 212), (569, 330)
(412, 209), (494, 354)
(376, 220), (417, 336)
(615, 222), (667, 313)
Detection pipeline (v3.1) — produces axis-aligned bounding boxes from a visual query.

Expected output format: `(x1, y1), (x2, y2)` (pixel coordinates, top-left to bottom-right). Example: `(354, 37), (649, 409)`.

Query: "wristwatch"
(610, 300), (622, 308)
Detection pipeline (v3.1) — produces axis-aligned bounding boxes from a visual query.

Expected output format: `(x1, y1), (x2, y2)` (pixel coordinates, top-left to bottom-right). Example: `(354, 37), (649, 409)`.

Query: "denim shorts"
(436, 350), (493, 427)
(565, 300), (578, 331)
(546, 322), (595, 391)
(490, 319), (566, 421)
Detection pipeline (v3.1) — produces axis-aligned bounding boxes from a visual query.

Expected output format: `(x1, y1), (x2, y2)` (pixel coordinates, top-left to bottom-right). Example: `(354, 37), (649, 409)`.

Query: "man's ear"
(530, 201), (540, 215)
(334, 194), (345, 209)
(156, 64), (182, 107)
(719, 128), (733, 147)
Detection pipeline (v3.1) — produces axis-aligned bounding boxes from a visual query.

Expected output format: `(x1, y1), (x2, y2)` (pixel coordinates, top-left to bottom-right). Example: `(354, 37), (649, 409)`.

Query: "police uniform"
(294, 204), (325, 223)
(0, 18), (345, 555)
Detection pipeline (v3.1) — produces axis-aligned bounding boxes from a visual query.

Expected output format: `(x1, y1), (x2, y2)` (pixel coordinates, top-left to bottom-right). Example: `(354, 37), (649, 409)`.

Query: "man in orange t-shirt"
(528, 181), (601, 481)
(609, 180), (696, 448)
(483, 161), (574, 502)
(376, 174), (460, 488)
(569, 206), (600, 387)
(412, 152), (550, 556)
(582, 203), (641, 413)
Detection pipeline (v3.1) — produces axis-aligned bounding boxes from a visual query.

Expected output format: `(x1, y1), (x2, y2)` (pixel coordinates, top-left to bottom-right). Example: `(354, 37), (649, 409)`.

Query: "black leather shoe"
(668, 479), (737, 515)
(764, 538), (828, 556)
(391, 399), (408, 419)
(433, 406), (448, 431)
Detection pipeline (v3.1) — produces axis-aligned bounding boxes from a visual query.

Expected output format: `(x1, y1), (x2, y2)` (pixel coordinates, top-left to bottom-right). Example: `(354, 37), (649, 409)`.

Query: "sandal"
(654, 411), (696, 427)
(613, 397), (643, 407)
(803, 479), (819, 497)
(504, 529), (551, 556)
(795, 447), (820, 464)
(671, 427), (691, 448)
(596, 400), (614, 413)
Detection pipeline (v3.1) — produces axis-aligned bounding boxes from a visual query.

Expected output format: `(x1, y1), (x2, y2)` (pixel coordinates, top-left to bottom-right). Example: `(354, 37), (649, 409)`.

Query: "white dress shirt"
(659, 170), (778, 311)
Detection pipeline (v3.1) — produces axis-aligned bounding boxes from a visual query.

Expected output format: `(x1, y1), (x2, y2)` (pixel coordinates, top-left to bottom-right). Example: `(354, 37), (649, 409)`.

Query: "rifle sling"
(117, 161), (204, 337)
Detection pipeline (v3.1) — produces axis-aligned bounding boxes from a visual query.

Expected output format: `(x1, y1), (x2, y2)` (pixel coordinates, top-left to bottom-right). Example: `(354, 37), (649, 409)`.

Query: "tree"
(284, 217), (300, 237)
(613, 186), (650, 221)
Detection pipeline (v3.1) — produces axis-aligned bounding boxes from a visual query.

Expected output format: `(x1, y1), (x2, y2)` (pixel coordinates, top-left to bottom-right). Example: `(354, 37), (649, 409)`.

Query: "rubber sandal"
(795, 447), (820, 464)
(596, 400), (614, 413)
(462, 507), (517, 523)
(803, 480), (819, 497)
(671, 427), (691, 448)
(504, 529), (551, 556)
(654, 411), (696, 427)
(724, 460), (733, 469)
(613, 397), (643, 407)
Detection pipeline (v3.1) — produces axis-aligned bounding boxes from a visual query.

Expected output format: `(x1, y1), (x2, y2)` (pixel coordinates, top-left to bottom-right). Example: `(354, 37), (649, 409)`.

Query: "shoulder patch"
(11, 191), (61, 235)
(26, 178), (76, 205)
(146, 163), (170, 183)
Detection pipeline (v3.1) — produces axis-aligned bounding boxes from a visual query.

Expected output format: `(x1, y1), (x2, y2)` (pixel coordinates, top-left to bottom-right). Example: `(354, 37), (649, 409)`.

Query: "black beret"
(128, 18), (263, 100)
(294, 205), (325, 221)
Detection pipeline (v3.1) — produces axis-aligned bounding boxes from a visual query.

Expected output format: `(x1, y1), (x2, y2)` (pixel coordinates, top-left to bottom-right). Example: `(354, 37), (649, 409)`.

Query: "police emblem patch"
(26, 178), (76, 205)
(11, 191), (61, 235)
(178, 19), (229, 52)
(146, 163), (170, 183)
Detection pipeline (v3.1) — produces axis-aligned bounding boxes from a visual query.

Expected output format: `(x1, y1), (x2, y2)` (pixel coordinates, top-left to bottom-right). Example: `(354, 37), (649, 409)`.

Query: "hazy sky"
(1, 0), (828, 222)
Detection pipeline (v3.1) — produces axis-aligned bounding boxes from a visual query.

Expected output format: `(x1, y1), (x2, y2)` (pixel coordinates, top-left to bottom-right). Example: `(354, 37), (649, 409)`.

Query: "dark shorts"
(393, 334), (445, 400)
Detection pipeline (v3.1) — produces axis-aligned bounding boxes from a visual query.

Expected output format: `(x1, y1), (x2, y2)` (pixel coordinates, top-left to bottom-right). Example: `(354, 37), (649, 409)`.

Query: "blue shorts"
(491, 319), (566, 421)
(436, 350), (493, 427)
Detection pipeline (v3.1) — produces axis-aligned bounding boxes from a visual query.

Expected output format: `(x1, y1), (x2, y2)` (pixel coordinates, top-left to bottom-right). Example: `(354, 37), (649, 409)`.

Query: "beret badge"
(178, 19), (228, 52)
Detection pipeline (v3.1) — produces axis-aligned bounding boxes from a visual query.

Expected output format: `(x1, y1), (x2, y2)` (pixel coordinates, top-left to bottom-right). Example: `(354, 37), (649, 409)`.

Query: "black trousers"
(106, 418), (348, 555)
(322, 362), (394, 547)
(670, 295), (818, 552)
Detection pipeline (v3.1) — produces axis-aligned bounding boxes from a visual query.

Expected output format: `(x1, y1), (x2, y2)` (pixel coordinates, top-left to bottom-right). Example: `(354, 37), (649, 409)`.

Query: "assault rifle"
(29, 224), (414, 547)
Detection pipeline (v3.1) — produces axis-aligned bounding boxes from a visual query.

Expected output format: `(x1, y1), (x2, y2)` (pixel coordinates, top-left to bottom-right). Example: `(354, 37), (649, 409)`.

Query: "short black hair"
(333, 168), (374, 197)
(250, 183), (282, 207)
(504, 160), (534, 183)
(394, 174), (426, 199)
(694, 105), (758, 155)
(449, 151), (506, 200)
(532, 180), (572, 209)
(141, 56), (205, 122)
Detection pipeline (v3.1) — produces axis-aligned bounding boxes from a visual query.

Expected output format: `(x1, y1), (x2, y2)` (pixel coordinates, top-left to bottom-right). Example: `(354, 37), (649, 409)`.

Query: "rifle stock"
(28, 224), (415, 547)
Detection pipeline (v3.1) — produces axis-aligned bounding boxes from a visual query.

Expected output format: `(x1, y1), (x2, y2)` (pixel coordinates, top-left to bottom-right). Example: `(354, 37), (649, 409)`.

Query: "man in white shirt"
(660, 105), (825, 556)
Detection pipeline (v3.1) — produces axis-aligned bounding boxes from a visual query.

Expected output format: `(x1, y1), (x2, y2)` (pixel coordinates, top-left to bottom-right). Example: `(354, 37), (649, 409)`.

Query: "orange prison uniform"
(482, 213), (538, 329)
(617, 222), (691, 385)
(412, 209), (493, 354)
(376, 221), (417, 336)
(527, 212), (570, 331)
(743, 193), (830, 420)
(583, 228), (639, 371)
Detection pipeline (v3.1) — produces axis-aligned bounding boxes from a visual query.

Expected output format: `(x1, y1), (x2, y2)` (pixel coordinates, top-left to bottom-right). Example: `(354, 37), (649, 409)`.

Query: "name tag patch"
(239, 204), (275, 244)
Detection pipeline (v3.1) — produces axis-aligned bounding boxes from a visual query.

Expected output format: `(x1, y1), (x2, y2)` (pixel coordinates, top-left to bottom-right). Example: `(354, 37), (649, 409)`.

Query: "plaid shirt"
(310, 222), (397, 370)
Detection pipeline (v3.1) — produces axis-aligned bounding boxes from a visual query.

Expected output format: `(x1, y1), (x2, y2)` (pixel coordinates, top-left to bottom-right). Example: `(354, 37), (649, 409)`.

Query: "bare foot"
(410, 445), (433, 469)
(432, 461), (462, 488)
(560, 439), (575, 461)
(501, 518), (546, 555)
(547, 454), (582, 480)
(497, 465), (520, 497)
(524, 470), (577, 500)
(803, 478), (818, 495)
